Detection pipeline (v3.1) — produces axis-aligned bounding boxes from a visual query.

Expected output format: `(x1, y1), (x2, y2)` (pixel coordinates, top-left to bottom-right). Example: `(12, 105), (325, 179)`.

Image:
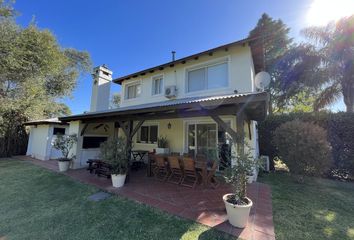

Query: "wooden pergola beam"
(80, 123), (89, 136)
(130, 120), (145, 138)
(210, 115), (239, 143)
(236, 109), (245, 155)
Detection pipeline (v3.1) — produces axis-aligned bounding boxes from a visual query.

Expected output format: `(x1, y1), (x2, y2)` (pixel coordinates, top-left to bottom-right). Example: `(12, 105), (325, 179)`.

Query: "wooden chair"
(181, 157), (198, 188)
(206, 160), (220, 188)
(153, 155), (169, 181)
(196, 154), (206, 161)
(167, 156), (183, 184)
(170, 152), (180, 156)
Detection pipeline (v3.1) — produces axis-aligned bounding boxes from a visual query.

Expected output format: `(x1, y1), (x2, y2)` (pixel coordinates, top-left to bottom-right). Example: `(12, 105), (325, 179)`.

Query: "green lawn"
(0, 159), (233, 240)
(259, 172), (354, 240)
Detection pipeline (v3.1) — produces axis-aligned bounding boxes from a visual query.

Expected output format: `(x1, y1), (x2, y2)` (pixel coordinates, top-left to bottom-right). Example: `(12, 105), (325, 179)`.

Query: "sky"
(14, 0), (349, 114)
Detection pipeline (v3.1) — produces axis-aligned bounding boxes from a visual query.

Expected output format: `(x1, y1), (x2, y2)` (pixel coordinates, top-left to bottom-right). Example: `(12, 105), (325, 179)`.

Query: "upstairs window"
(137, 125), (158, 144)
(187, 62), (228, 92)
(152, 75), (163, 95)
(125, 83), (141, 99)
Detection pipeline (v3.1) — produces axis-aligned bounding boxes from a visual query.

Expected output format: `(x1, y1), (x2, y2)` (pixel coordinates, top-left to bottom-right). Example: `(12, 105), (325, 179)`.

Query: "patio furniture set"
(87, 151), (220, 189)
(150, 153), (220, 189)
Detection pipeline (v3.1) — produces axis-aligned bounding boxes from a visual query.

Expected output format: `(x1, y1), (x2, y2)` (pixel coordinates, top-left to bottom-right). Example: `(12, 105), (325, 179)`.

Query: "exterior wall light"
(167, 122), (172, 129)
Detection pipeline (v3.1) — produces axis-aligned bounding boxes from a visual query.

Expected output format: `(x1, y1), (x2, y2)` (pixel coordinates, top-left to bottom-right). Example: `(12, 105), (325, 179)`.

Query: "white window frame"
(124, 81), (141, 100)
(185, 57), (230, 94)
(136, 123), (159, 144)
(151, 74), (164, 96)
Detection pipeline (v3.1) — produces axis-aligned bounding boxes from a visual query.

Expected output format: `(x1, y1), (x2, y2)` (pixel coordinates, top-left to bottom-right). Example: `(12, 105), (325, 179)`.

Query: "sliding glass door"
(186, 121), (232, 168)
(187, 123), (217, 160)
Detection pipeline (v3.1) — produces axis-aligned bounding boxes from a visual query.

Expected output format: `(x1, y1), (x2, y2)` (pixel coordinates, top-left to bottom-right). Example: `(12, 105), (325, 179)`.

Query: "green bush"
(328, 113), (354, 173)
(273, 120), (332, 176)
(99, 137), (129, 175)
(258, 112), (354, 175)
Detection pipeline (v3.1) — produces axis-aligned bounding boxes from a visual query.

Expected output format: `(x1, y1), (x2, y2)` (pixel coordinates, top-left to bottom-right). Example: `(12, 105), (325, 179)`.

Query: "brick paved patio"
(15, 156), (275, 240)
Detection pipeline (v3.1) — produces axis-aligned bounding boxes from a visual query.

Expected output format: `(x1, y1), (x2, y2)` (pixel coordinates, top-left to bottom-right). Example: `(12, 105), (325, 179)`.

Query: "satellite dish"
(255, 71), (271, 90)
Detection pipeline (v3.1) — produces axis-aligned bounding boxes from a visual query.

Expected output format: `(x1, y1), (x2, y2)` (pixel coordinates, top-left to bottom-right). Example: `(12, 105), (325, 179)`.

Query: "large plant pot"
(223, 194), (253, 228)
(111, 174), (127, 188)
(155, 148), (169, 155)
(247, 175), (254, 184)
(58, 160), (70, 172)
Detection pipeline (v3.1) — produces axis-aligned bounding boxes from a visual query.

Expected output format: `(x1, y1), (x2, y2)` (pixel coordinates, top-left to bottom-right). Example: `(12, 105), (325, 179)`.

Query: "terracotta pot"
(223, 194), (253, 228)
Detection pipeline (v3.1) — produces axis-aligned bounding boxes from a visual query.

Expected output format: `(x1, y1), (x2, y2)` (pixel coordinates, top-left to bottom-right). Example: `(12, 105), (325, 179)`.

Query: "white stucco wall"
(69, 121), (116, 169)
(27, 125), (51, 160)
(26, 124), (69, 160)
(119, 44), (255, 108)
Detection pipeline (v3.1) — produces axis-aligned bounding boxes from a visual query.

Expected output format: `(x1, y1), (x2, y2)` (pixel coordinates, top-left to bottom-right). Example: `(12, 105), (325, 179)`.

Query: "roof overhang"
(112, 38), (255, 85)
(24, 118), (69, 126)
(59, 92), (269, 124)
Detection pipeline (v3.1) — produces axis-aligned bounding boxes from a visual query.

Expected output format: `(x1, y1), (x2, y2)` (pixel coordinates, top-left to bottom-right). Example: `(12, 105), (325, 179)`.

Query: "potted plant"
(222, 145), (259, 228)
(100, 137), (129, 188)
(52, 134), (77, 172)
(155, 136), (169, 154)
(247, 171), (254, 184)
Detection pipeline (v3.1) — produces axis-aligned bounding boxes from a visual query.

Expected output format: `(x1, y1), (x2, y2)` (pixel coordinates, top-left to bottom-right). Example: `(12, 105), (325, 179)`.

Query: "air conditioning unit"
(165, 85), (177, 98)
(260, 155), (270, 172)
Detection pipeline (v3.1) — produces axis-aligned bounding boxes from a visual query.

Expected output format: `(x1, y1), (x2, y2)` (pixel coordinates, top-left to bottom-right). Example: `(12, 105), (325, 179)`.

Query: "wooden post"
(236, 111), (245, 155)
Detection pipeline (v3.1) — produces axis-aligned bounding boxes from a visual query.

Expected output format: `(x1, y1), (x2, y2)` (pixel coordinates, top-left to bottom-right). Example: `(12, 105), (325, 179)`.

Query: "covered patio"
(60, 92), (269, 171)
(16, 155), (275, 240)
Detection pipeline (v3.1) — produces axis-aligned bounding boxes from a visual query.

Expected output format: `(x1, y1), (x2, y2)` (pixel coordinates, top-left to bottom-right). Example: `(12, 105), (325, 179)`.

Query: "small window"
(137, 125), (158, 144)
(53, 127), (66, 135)
(125, 83), (141, 99)
(152, 76), (163, 95)
(187, 62), (228, 92)
(82, 136), (108, 149)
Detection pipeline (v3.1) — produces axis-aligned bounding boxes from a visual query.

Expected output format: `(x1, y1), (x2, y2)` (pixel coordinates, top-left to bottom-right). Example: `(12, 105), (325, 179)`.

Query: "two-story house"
(25, 38), (268, 172)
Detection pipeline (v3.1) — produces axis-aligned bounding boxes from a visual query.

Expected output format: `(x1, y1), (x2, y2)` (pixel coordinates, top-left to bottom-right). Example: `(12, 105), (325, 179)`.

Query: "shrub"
(52, 134), (77, 161)
(99, 137), (129, 175)
(258, 112), (328, 167)
(258, 112), (354, 175)
(273, 120), (332, 176)
(327, 113), (354, 174)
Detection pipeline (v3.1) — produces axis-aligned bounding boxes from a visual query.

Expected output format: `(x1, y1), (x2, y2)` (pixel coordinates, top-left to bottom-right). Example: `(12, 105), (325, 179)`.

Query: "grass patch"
(0, 159), (234, 240)
(259, 172), (354, 240)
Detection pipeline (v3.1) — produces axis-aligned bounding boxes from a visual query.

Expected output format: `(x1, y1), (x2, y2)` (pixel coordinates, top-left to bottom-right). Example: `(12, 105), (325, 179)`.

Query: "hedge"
(258, 112), (354, 174)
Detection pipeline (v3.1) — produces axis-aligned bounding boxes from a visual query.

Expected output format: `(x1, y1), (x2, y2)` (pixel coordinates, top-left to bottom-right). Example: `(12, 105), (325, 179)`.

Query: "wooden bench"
(87, 159), (112, 179)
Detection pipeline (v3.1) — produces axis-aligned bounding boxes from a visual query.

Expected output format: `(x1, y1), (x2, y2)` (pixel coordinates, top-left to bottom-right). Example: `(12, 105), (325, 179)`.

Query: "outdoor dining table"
(131, 150), (149, 162)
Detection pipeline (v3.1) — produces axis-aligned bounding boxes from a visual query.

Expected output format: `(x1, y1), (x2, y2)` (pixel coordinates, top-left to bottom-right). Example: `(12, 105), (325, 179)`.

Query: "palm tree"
(285, 15), (354, 112)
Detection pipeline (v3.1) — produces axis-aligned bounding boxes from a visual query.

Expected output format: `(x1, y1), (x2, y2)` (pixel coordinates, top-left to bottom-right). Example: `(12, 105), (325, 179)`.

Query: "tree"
(282, 15), (354, 112)
(0, 1), (91, 156)
(249, 13), (294, 114)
